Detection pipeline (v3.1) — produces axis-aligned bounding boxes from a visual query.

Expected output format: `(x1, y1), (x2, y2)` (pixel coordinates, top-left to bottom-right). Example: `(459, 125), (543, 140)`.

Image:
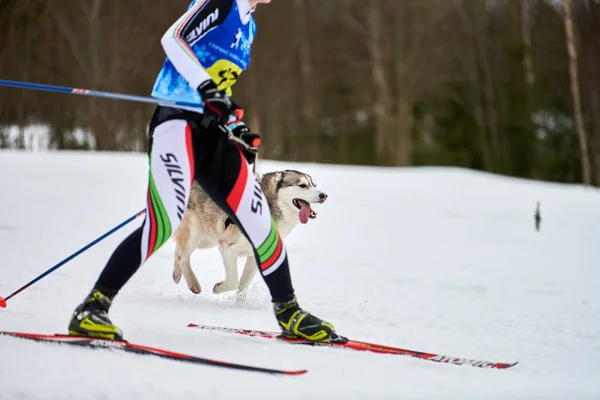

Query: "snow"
(0, 149), (599, 399)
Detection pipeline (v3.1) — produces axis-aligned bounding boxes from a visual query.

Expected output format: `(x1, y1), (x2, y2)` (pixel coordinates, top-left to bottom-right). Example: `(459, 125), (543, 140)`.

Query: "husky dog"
(172, 169), (327, 294)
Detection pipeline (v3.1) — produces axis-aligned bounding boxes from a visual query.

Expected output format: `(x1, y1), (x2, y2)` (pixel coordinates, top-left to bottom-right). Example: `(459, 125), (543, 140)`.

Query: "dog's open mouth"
(293, 199), (317, 224)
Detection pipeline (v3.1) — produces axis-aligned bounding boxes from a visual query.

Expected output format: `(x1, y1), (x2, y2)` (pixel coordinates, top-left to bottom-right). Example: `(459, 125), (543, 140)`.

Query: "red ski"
(187, 324), (518, 369)
(0, 331), (307, 375)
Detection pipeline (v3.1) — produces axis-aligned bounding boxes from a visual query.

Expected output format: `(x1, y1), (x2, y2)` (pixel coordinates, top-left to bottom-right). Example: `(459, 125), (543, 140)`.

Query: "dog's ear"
(261, 171), (282, 192)
(275, 171), (285, 189)
(274, 172), (285, 189)
(274, 172), (283, 184)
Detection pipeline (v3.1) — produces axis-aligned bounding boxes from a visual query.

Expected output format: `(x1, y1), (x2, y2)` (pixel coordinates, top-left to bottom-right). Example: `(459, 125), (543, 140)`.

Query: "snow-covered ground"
(0, 150), (598, 399)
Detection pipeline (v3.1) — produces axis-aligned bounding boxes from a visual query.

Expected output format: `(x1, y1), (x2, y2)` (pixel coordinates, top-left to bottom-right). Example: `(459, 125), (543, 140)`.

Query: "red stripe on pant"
(226, 147), (248, 213)
(146, 189), (158, 260)
(185, 124), (195, 188)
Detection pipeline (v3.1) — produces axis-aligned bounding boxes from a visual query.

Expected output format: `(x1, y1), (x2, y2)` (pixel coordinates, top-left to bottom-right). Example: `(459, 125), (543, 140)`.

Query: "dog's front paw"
(237, 281), (252, 294)
(235, 290), (248, 304)
(213, 281), (236, 294)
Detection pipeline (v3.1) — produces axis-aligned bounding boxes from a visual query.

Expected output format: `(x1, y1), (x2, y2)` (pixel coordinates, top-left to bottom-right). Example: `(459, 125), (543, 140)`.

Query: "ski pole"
(0, 209), (146, 308)
(0, 79), (254, 151)
(0, 79), (201, 109)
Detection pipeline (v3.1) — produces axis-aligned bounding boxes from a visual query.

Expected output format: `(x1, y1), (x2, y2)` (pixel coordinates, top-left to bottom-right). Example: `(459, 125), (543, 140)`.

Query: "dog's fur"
(172, 169), (327, 294)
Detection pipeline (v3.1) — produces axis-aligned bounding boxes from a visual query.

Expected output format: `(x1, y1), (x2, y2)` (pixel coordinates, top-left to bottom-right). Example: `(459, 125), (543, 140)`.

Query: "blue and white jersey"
(151, 0), (256, 109)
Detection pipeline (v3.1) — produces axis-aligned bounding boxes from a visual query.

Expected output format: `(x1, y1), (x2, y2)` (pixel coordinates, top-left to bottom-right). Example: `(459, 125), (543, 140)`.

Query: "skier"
(68, 0), (346, 343)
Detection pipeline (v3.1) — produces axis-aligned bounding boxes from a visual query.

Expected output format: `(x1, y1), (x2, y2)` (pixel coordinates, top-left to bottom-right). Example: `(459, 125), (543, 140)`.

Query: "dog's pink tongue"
(298, 200), (310, 224)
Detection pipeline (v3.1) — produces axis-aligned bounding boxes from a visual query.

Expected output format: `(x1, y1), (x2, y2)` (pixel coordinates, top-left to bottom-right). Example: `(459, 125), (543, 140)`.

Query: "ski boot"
(68, 289), (124, 340)
(274, 296), (347, 343)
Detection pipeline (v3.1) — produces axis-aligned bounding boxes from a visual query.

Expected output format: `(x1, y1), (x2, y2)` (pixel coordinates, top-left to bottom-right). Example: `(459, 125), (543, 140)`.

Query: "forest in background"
(1, 0), (599, 185)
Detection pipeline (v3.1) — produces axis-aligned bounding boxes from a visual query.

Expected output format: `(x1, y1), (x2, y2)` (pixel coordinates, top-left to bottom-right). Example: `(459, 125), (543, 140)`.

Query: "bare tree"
(562, 0), (592, 185)
(521, 0), (535, 88)
(367, 0), (393, 165)
(459, 0), (505, 170)
(293, 0), (319, 159)
(573, 0), (600, 185)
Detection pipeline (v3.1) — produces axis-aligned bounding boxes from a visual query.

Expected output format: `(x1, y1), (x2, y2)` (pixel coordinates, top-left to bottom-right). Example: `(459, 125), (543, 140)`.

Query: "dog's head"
(262, 169), (327, 224)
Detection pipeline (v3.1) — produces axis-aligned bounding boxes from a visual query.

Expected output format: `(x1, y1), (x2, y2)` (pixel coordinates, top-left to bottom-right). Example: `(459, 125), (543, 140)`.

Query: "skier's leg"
(193, 124), (346, 342)
(68, 108), (195, 340)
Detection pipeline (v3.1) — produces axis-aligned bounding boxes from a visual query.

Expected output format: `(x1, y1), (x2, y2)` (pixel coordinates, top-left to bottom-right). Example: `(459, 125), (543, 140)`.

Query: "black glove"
(197, 80), (234, 128)
(227, 107), (261, 164)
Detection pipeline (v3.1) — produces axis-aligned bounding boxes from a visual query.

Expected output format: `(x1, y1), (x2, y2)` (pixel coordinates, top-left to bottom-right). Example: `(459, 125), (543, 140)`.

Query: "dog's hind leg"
(172, 227), (188, 285)
(238, 256), (258, 293)
(213, 245), (240, 294)
(172, 246), (183, 284)
(173, 219), (202, 294)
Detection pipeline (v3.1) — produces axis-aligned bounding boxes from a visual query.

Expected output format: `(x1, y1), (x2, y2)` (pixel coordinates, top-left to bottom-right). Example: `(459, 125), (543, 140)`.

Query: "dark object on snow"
(535, 202), (541, 232)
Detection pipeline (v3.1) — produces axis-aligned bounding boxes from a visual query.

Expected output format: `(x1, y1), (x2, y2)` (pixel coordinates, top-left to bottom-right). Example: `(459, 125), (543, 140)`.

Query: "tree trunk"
(293, 0), (319, 160)
(575, 0), (600, 185)
(368, 0), (393, 165)
(479, 23), (502, 171)
(392, 1), (411, 167)
(394, 99), (412, 166)
(520, 0), (536, 178)
(521, 0), (535, 88)
(463, 0), (503, 171)
(591, 88), (600, 184)
(87, 0), (113, 150)
(294, 0), (316, 123)
(562, 0), (592, 185)
(458, 0), (493, 171)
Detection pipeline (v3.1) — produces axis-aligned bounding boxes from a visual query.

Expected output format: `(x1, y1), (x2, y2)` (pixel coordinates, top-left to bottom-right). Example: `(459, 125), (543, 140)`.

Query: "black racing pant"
(94, 106), (294, 302)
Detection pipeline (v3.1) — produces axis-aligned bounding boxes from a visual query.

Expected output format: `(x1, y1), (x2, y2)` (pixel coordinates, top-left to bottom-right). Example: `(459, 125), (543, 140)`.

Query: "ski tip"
(285, 369), (308, 376)
(0, 296), (6, 308)
(495, 361), (519, 369)
(186, 323), (198, 328)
